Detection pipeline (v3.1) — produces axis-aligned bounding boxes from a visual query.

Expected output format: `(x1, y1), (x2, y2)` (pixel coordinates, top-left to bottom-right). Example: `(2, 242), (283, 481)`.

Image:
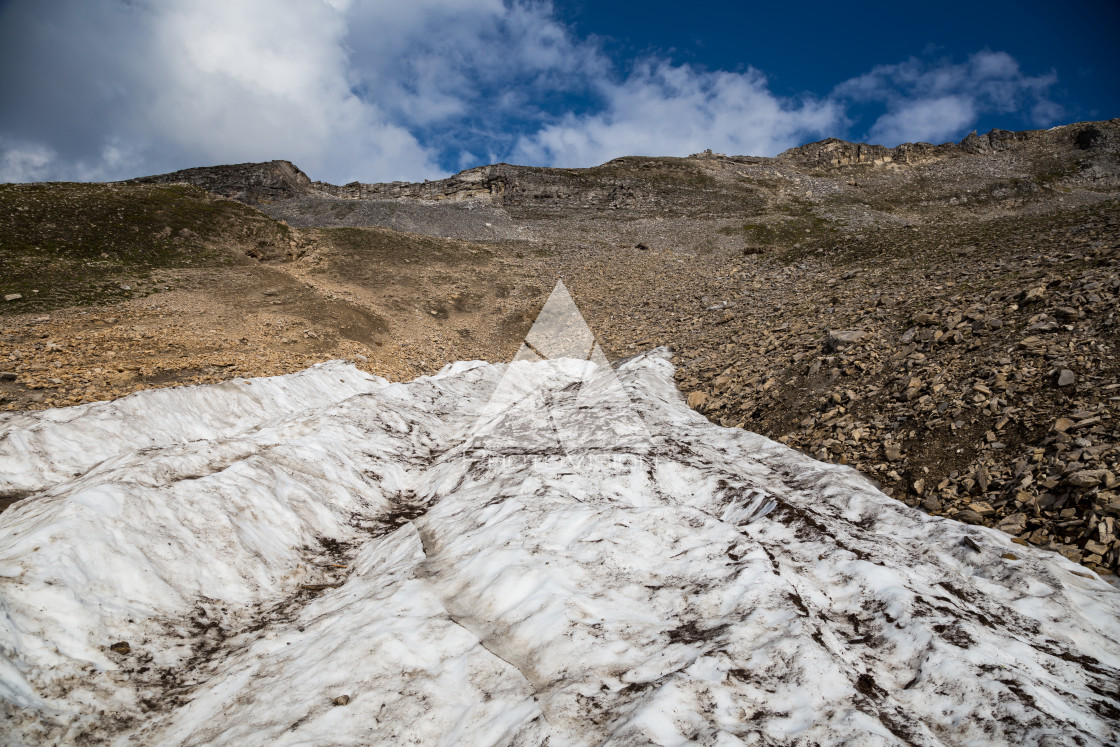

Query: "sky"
(0, 0), (1116, 185)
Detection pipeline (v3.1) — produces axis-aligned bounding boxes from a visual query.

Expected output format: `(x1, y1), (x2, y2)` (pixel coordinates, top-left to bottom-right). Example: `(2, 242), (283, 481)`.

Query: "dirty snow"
(1, 351), (1119, 745)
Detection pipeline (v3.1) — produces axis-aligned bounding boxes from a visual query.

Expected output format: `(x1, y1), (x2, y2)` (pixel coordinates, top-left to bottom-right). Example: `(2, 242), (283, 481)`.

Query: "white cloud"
(513, 61), (844, 166)
(0, 2), (1070, 183)
(834, 51), (1061, 145)
(862, 96), (977, 147)
(0, 137), (56, 183)
(0, 0), (443, 183)
(0, 136), (140, 184)
(142, 0), (441, 183)
(342, 0), (605, 131)
(0, 0), (609, 182)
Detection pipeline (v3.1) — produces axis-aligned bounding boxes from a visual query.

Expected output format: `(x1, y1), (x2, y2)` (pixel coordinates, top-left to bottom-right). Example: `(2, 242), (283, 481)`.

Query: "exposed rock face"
(316, 164), (511, 203)
(129, 160), (315, 204)
(1068, 123), (1120, 189)
(958, 128), (1032, 154)
(776, 128), (1036, 168)
(777, 137), (903, 167)
(314, 158), (743, 214)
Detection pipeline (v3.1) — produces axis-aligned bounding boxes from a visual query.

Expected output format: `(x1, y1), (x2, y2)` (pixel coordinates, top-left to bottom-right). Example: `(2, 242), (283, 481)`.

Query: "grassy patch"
(592, 160), (719, 189)
(719, 205), (836, 249)
(0, 182), (288, 314)
(1029, 151), (1079, 188)
(780, 197), (1119, 270)
(313, 226), (496, 288)
(321, 226), (494, 265)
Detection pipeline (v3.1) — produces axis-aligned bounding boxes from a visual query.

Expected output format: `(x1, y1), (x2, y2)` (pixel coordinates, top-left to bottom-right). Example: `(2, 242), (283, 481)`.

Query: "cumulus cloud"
(341, 0), (607, 168)
(0, 138), (58, 184)
(0, 0), (441, 183)
(345, 0), (603, 121)
(834, 51), (1061, 145)
(512, 61), (843, 167)
(0, 2), (1067, 183)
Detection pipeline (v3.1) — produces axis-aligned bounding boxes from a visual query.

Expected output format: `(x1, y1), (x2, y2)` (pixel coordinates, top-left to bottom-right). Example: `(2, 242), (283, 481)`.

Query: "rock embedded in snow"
(686, 390), (708, 409)
(997, 512), (1028, 535)
(1, 352), (1119, 745)
(954, 508), (983, 524)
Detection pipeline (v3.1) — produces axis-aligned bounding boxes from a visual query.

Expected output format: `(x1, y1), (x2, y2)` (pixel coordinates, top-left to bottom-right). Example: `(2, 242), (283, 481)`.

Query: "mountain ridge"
(130, 119), (1118, 205)
(125, 119), (1120, 253)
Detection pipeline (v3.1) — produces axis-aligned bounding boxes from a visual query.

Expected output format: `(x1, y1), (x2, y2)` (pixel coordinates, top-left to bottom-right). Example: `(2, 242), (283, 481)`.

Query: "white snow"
(1, 351), (1118, 745)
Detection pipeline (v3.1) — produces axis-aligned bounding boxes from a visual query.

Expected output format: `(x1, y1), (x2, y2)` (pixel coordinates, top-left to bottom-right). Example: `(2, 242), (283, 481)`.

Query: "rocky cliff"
(773, 128), (1038, 169)
(130, 159), (315, 204)
(314, 157), (743, 214)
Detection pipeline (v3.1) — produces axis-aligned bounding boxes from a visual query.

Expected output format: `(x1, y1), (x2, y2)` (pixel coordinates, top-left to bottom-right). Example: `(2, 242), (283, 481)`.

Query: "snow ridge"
(1, 351), (1118, 745)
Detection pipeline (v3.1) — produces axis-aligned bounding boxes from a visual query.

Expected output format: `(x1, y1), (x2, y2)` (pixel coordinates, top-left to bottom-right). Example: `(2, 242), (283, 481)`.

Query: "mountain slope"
(137, 120), (1120, 249)
(2, 120), (1118, 580)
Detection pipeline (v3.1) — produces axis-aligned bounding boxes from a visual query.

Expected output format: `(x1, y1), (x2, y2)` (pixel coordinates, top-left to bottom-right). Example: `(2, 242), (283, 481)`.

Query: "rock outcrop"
(130, 120), (1120, 216)
(313, 158), (737, 213)
(775, 128), (1039, 169)
(129, 159), (315, 204)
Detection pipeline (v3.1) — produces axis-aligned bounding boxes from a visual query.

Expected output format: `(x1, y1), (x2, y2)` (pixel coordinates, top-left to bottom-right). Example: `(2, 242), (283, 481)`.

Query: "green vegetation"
(1029, 151), (1079, 189)
(321, 226), (493, 265)
(592, 161), (719, 190)
(313, 226), (496, 289)
(0, 182), (287, 314)
(774, 197), (1120, 270)
(718, 201), (835, 249)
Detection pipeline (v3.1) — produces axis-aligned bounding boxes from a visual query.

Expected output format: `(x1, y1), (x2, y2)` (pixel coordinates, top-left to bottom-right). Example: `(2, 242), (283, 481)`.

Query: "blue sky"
(0, 0), (1116, 184)
(559, 1), (1119, 132)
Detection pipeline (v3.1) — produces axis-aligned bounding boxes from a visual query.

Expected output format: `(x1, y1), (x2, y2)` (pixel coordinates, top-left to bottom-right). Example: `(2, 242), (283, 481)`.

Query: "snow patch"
(1, 350), (1118, 744)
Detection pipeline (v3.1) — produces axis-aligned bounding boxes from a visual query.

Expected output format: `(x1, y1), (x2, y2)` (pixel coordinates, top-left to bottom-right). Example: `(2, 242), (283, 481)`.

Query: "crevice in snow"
(413, 519), (557, 732)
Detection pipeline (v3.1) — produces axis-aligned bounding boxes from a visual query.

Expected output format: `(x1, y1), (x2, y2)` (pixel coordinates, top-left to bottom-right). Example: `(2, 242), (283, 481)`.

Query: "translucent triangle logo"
(465, 280), (651, 459)
(510, 280), (596, 363)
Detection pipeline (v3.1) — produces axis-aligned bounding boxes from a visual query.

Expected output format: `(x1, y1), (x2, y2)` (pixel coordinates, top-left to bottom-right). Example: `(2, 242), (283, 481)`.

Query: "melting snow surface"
(1, 351), (1119, 745)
